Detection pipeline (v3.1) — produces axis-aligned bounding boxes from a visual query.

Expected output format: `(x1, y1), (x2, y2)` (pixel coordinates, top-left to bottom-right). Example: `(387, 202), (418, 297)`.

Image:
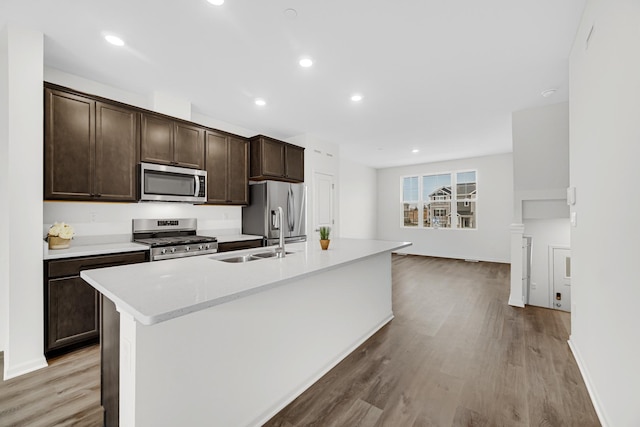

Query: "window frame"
(400, 169), (477, 230)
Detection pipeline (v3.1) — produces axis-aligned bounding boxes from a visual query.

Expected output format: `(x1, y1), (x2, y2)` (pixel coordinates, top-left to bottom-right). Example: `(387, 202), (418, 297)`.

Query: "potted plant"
(319, 226), (331, 250)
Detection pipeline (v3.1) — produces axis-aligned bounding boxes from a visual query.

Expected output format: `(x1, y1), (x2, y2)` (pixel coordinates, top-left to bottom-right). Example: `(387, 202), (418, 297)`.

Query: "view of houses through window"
(402, 170), (477, 229)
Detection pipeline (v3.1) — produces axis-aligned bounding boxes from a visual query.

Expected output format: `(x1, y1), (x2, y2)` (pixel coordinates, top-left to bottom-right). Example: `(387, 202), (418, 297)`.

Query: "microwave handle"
(194, 175), (200, 197)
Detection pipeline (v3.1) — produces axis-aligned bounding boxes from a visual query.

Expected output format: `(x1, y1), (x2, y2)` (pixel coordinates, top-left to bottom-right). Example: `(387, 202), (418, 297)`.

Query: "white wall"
(0, 26), (9, 355)
(339, 158), (377, 239)
(512, 102), (570, 222)
(43, 202), (242, 238)
(377, 153), (513, 262)
(511, 102), (571, 308)
(1, 25), (48, 379)
(569, 1), (640, 426)
(523, 219), (570, 308)
(289, 135), (340, 240)
(513, 102), (569, 190)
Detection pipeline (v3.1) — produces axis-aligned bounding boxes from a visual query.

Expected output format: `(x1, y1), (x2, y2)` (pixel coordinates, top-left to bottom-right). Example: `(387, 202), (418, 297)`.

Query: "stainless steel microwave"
(139, 162), (207, 203)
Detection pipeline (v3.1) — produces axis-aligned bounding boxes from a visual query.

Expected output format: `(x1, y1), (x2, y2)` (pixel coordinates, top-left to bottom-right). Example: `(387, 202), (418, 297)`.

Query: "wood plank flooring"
(0, 345), (103, 426)
(265, 255), (600, 427)
(0, 255), (600, 427)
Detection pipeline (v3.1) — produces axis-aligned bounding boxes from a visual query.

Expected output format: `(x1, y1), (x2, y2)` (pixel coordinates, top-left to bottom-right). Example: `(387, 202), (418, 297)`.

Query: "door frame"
(548, 245), (571, 310)
(312, 170), (335, 239)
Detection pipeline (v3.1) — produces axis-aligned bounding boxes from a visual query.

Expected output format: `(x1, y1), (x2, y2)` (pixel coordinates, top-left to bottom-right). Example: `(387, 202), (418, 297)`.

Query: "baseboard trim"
(508, 297), (525, 308)
(3, 354), (48, 380)
(252, 313), (394, 427)
(567, 338), (608, 427)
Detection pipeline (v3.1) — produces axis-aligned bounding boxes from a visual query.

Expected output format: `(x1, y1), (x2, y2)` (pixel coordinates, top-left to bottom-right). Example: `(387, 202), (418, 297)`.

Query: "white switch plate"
(567, 187), (576, 205)
(571, 211), (577, 227)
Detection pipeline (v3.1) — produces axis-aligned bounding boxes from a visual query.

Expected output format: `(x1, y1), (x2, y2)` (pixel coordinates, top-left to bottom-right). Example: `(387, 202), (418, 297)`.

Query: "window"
(456, 171), (477, 229)
(402, 176), (419, 227)
(401, 170), (477, 229)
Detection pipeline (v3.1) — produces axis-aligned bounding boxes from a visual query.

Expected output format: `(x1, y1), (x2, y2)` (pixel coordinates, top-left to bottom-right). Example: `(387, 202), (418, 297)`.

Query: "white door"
(313, 172), (334, 238)
(552, 247), (571, 312)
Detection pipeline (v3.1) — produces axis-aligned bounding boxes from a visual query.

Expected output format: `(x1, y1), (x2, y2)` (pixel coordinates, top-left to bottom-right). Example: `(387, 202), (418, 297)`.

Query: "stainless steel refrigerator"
(242, 181), (307, 245)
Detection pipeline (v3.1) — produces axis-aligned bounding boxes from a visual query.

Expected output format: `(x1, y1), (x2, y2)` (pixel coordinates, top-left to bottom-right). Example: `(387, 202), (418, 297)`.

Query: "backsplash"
(43, 202), (242, 238)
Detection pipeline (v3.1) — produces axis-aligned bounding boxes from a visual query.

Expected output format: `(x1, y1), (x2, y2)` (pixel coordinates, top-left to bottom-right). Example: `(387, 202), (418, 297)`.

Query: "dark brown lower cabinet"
(217, 239), (264, 252)
(44, 250), (148, 427)
(45, 276), (100, 354)
(44, 251), (148, 358)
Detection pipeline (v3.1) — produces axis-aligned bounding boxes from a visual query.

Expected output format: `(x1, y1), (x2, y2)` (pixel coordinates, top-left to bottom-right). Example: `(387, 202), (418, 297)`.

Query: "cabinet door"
(174, 122), (205, 169)
(205, 131), (228, 203)
(227, 136), (249, 204)
(259, 138), (285, 178)
(285, 144), (305, 182)
(218, 239), (263, 252)
(95, 102), (139, 201)
(44, 89), (95, 200)
(141, 113), (173, 165)
(46, 276), (99, 352)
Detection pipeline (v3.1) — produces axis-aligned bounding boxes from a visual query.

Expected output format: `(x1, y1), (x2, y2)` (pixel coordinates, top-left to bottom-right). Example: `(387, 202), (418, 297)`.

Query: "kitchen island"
(81, 238), (411, 427)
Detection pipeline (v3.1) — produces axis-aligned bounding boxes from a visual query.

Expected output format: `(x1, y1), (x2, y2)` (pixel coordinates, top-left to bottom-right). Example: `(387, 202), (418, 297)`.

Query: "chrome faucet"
(275, 206), (286, 258)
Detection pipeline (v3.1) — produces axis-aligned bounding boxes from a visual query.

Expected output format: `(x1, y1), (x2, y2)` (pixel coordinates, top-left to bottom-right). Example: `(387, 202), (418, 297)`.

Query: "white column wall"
(1, 24), (47, 379)
(569, 1), (640, 425)
(0, 26), (9, 354)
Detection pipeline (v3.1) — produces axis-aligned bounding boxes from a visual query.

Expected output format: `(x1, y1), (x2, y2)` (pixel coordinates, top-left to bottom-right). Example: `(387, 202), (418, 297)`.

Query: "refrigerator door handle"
(287, 188), (295, 231)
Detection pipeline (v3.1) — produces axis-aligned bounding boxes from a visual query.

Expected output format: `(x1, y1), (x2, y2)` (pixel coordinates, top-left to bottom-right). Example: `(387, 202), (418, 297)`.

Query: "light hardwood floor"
(0, 345), (103, 426)
(0, 255), (600, 427)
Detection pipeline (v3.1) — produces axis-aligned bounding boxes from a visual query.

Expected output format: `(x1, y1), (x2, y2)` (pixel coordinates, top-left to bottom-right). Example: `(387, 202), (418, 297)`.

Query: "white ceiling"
(1, 0), (586, 168)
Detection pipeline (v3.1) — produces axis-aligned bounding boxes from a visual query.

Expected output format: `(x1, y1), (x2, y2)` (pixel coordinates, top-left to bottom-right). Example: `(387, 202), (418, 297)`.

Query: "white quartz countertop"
(43, 239), (149, 260)
(43, 233), (262, 260)
(81, 238), (411, 326)
(214, 234), (263, 243)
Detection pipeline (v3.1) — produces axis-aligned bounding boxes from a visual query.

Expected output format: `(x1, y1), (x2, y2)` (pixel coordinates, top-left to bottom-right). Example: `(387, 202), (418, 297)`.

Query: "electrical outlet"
(90, 212), (97, 223)
(531, 282), (537, 290)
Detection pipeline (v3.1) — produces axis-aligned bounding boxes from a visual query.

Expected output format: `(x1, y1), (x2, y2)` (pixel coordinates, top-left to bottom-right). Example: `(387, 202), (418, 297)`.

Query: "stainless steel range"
(132, 218), (218, 261)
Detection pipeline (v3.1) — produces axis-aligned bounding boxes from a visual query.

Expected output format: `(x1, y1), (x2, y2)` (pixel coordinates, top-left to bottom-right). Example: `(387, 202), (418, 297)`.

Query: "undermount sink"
(217, 254), (254, 263)
(216, 250), (295, 263)
(251, 251), (294, 259)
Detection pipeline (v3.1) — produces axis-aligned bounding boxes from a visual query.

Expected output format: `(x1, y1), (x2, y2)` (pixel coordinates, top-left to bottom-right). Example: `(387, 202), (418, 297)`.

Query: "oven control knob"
(170, 247), (176, 253)
(198, 245), (203, 250)
(160, 248), (166, 255)
(204, 244), (210, 250)
(185, 246), (190, 251)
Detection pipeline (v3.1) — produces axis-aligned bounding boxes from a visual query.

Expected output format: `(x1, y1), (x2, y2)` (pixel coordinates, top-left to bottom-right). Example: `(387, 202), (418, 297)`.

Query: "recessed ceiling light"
(412, 149), (420, 153)
(284, 8), (298, 19)
(351, 94), (363, 102)
(207, 0), (224, 5)
(299, 58), (313, 68)
(541, 88), (557, 98)
(254, 98), (266, 106)
(104, 34), (125, 47)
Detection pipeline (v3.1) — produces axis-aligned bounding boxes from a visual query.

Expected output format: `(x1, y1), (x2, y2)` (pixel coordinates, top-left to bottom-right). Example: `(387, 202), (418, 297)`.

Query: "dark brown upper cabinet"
(206, 131), (249, 205)
(141, 112), (205, 169)
(249, 135), (305, 183)
(44, 86), (138, 201)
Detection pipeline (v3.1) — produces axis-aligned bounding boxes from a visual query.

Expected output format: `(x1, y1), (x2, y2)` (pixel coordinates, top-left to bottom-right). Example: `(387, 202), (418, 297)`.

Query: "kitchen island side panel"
(121, 252), (392, 427)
